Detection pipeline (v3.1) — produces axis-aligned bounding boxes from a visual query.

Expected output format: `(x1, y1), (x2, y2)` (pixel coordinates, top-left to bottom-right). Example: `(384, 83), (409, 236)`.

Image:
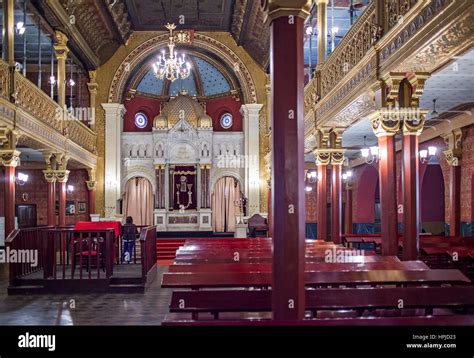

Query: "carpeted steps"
(156, 239), (186, 261)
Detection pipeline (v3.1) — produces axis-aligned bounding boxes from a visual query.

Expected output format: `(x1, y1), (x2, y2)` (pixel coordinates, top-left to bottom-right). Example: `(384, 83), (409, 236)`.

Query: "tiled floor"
(0, 264), (172, 325)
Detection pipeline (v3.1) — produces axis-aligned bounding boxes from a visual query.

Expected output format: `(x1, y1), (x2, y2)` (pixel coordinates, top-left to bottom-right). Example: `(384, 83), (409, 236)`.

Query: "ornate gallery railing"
(0, 62), (97, 155)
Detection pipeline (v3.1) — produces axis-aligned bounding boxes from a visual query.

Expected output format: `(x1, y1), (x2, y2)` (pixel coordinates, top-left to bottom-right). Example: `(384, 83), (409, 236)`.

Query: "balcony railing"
(0, 61), (97, 154)
(320, 1), (377, 98)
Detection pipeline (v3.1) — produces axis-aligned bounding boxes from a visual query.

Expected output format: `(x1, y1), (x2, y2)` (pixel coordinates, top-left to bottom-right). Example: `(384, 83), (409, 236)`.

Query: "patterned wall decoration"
(136, 70), (165, 96)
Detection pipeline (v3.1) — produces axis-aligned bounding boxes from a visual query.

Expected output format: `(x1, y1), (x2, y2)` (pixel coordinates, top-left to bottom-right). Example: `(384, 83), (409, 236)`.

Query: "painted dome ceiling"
(136, 55), (231, 98)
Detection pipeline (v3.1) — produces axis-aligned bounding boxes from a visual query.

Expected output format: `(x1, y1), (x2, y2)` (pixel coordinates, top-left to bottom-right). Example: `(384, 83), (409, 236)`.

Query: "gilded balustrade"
(319, 1), (377, 98)
(0, 67), (97, 154)
(0, 61), (11, 101)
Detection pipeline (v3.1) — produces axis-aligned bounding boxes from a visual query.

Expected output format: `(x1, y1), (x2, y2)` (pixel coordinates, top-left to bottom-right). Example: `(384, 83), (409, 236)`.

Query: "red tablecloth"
(74, 221), (122, 239)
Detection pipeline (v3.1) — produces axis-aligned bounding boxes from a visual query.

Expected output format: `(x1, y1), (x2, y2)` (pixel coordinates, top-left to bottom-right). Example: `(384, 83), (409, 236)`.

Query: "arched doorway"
(123, 177), (154, 226)
(421, 165), (445, 235)
(212, 176), (242, 233)
(354, 165), (379, 234)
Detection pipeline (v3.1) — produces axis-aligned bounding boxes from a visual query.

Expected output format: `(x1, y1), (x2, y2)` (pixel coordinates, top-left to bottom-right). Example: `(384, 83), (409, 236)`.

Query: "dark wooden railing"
(139, 226), (157, 280)
(42, 228), (115, 280)
(5, 227), (52, 286)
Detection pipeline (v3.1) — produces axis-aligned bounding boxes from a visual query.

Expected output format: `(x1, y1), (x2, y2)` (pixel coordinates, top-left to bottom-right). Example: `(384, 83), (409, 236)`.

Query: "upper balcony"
(0, 59), (97, 168)
(304, 0), (474, 148)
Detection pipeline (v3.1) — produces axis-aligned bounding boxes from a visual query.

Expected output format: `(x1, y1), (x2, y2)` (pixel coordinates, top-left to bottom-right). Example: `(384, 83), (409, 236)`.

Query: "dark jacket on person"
(122, 223), (138, 241)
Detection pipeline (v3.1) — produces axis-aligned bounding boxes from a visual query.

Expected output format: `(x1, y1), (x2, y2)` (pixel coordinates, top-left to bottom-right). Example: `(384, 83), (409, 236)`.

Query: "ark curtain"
(212, 177), (242, 232)
(123, 177), (154, 226)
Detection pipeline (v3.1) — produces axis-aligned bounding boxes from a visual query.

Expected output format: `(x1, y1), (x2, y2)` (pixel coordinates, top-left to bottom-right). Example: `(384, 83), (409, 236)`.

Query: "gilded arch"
(108, 33), (258, 104)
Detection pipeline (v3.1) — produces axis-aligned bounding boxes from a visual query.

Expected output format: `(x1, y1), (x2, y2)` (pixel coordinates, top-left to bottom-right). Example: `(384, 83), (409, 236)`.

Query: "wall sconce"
(360, 136), (379, 164)
(305, 186), (313, 192)
(16, 173), (29, 186)
(342, 170), (353, 181)
(306, 170), (317, 184)
(16, 22), (26, 35)
(67, 185), (74, 194)
(419, 146), (437, 164)
(49, 75), (56, 86)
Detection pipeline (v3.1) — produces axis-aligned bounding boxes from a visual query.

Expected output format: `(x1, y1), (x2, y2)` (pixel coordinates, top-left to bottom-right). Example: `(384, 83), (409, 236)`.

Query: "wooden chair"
(247, 214), (268, 238)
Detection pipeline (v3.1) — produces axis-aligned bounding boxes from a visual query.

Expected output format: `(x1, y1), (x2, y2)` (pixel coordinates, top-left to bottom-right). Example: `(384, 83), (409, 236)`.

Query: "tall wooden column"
(1, 150), (20, 237)
(316, 151), (329, 241)
(331, 151), (344, 244)
(266, 0), (311, 321)
(86, 168), (97, 215)
(369, 112), (400, 255)
(402, 118), (424, 260)
(54, 31), (69, 109)
(344, 183), (353, 234)
(443, 129), (463, 237)
(2, 0), (14, 65)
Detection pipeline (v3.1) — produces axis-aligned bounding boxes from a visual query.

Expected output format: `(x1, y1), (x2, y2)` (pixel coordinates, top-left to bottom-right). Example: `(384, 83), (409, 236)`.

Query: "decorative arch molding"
(122, 168), (156, 195)
(108, 33), (258, 104)
(210, 170), (244, 195)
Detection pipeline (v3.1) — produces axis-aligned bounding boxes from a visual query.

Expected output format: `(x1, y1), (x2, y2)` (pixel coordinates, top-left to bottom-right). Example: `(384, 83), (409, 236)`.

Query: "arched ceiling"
(136, 55), (231, 98)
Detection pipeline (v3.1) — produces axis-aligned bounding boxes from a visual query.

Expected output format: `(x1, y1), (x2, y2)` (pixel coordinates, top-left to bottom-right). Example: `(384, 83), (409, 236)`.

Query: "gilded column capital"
(401, 108), (427, 136)
(262, 0), (312, 22)
(330, 150), (345, 166)
(0, 149), (21, 167)
(54, 31), (69, 59)
(380, 72), (405, 107)
(442, 128), (464, 166)
(86, 167), (97, 191)
(407, 72), (430, 107)
(86, 181), (97, 191)
(367, 110), (400, 137)
(55, 170), (70, 183)
(314, 149), (331, 166)
(43, 170), (57, 183)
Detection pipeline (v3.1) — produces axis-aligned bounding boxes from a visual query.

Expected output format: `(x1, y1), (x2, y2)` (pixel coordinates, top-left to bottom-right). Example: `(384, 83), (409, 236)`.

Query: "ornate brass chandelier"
(153, 23), (191, 82)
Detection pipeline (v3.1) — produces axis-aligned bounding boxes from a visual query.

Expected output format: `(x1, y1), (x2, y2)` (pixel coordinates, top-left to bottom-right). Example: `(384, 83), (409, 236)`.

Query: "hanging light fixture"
(153, 23), (191, 82)
(431, 98), (439, 118)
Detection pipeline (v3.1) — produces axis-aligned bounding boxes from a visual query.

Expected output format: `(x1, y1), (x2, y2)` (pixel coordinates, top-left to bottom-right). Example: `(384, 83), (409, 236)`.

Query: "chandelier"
(153, 23), (191, 82)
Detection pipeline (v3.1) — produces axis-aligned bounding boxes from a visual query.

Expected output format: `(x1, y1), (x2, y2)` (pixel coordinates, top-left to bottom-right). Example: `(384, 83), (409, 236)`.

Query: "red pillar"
(317, 163), (328, 241)
(89, 189), (96, 215)
(43, 170), (56, 226)
(58, 181), (67, 226)
(402, 134), (420, 260)
(4, 165), (16, 237)
(269, 10), (308, 320)
(378, 135), (399, 255)
(344, 184), (353, 234)
(331, 164), (342, 244)
(47, 181), (55, 225)
(267, 186), (273, 237)
(448, 165), (461, 237)
(2, 150), (20, 237)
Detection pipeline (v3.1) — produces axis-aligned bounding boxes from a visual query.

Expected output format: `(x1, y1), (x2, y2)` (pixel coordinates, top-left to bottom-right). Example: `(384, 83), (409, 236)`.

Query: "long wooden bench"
(162, 269), (470, 289)
(167, 286), (474, 319)
(168, 261), (429, 273)
(162, 315), (474, 326)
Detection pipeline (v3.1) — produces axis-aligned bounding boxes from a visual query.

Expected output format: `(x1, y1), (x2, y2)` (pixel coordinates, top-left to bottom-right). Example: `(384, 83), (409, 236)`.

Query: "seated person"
(122, 216), (138, 263)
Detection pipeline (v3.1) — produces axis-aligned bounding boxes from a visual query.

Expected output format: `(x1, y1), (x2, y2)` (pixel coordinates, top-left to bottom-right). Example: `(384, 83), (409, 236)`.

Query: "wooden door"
(16, 204), (37, 229)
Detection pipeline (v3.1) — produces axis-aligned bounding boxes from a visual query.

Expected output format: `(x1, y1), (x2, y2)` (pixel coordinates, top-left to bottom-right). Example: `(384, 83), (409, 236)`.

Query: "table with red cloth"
(74, 221), (123, 262)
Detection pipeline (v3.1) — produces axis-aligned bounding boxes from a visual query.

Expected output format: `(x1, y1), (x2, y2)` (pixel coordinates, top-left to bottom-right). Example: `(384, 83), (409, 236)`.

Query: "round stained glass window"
(220, 113), (233, 129)
(135, 112), (148, 129)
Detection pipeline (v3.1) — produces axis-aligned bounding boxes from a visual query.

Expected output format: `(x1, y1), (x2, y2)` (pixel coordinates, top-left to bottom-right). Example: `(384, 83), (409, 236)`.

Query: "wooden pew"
(168, 261), (429, 273)
(167, 286), (474, 319)
(162, 315), (474, 326)
(161, 269), (470, 289)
